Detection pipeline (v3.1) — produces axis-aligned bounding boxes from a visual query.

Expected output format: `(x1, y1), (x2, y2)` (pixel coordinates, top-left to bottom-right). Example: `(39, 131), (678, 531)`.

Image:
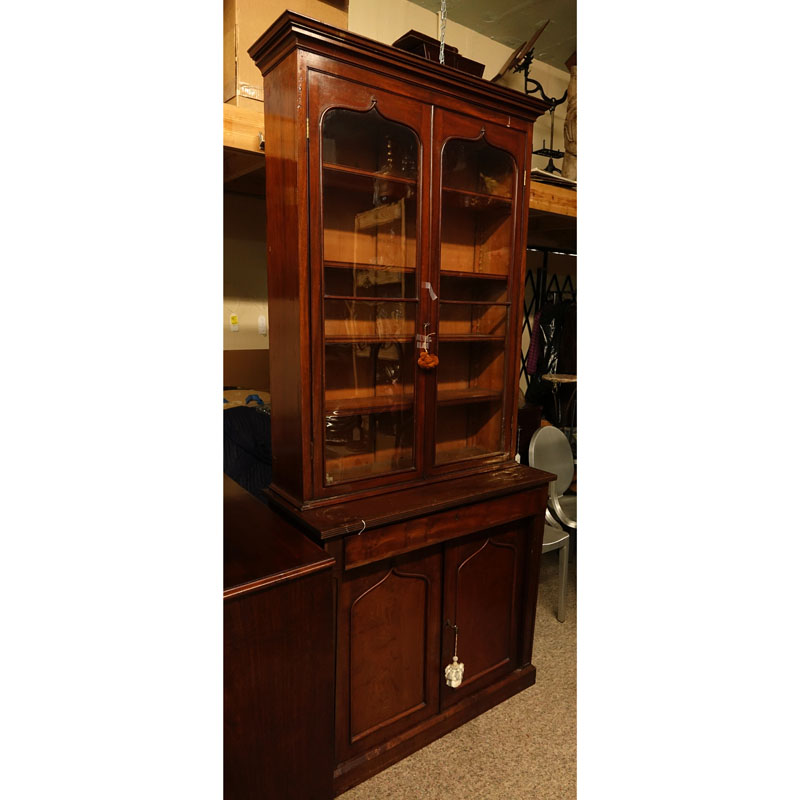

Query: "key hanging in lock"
(444, 619), (464, 688)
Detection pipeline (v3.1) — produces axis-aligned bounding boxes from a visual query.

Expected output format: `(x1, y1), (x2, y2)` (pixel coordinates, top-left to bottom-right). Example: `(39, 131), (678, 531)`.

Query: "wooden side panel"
(441, 523), (526, 708)
(262, 52), (311, 505)
(223, 348), (270, 390)
(337, 549), (441, 762)
(224, 571), (335, 800)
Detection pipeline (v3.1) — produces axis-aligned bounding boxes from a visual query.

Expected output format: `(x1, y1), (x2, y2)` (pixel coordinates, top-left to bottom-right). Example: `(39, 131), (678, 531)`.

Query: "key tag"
(444, 621), (464, 688)
(417, 324), (439, 370)
(417, 348), (439, 369)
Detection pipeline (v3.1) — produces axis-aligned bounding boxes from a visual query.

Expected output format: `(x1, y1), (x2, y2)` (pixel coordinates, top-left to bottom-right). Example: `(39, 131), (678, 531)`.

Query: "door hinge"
(306, 117), (309, 140)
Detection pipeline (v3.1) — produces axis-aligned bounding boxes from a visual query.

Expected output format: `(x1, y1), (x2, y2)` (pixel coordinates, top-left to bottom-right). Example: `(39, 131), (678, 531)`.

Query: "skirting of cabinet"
(333, 664), (536, 795)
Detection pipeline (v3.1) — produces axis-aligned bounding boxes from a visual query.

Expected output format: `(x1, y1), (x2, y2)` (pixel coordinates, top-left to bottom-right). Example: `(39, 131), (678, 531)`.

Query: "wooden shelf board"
(528, 181), (577, 217)
(435, 446), (503, 465)
(325, 260), (416, 273)
(323, 387), (502, 415)
(325, 335), (415, 343)
(323, 162), (417, 185)
(439, 334), (505, 342)
(437, 388), (502, 406)
(439, 299), (510, 306)
(439, 269), (509, 281)
(442, 186), (512, 206)
(324, 295), (418, 302)
(325, 393), (414, 415)
(323, 167), (414, 199)
(223, 103), (263, 154)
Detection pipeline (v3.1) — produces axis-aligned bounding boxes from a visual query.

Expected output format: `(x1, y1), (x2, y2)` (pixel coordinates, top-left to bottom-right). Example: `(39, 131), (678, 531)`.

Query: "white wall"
(223, 192), (269, 349)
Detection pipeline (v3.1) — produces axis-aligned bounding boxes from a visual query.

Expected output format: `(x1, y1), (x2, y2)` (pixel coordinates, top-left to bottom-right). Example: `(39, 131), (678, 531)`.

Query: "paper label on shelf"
(423, 281), (438, 300)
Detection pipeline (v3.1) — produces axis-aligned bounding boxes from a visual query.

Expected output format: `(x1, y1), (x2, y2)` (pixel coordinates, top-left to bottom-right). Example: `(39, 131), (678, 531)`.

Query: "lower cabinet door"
(336, 547), (442, 763)
(440, 521), (527, 708)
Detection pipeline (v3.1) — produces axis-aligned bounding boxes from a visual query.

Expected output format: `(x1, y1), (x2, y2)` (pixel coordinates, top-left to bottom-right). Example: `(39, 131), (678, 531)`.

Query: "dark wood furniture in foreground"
(269, 464), (553, 793)
(224, 12), (557, 797)
(248, 11), (551, 510)
(224, 475), (335, 800)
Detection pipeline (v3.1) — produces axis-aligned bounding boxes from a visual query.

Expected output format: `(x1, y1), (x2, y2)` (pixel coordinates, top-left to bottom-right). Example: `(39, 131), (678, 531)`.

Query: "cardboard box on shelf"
(224, 0), (349, 109)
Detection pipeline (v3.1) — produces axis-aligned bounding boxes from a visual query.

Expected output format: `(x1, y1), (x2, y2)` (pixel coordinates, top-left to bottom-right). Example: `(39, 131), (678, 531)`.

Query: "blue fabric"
(223, 406), (272, 503)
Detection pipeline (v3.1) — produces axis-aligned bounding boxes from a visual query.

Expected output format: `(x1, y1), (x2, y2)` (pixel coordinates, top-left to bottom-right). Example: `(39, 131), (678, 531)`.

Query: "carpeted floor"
(339, 549), (577, 800)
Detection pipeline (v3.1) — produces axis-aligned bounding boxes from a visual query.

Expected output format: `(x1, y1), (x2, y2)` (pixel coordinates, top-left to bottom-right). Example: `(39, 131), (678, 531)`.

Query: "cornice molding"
(248, 11), (550, 123)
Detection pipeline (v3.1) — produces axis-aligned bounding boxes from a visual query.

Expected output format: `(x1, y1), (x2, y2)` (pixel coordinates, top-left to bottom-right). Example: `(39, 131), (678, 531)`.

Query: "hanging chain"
(439, 0), (447, 65)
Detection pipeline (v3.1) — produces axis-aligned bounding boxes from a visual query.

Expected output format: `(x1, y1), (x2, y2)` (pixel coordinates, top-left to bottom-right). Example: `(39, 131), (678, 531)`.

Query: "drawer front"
(345, 486), (546, 569)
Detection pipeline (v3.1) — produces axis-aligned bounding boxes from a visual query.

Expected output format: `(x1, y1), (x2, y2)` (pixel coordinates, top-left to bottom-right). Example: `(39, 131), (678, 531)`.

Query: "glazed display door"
(308, 73), (431, 496)
(428, 109), (528, 474)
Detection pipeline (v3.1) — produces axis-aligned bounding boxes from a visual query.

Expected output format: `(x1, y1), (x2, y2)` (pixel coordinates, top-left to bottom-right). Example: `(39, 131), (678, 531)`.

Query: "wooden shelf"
(439, 299), (510, 306)
(325, 393), (414, 415)
(435, 445), (503, 464)
(442, 186), (512, 211)
(439, 333), (505, 342)
(437, 388), (502, 406)
(439, 269), (508, 281)
(323, 162), (417, 185)
(323, 388), (502, 415)
(528, 180), (577, 217)
(325, 260), (416, 273)
(323, 166), (415, 199)
(324, 295), (417, 302)
(223, 103), (263, 153)
(325, 335), (415, 344)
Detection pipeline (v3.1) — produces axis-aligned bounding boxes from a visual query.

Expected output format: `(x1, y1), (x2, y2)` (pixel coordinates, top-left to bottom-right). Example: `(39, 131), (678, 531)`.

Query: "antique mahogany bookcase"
(244, 11), (556, 795)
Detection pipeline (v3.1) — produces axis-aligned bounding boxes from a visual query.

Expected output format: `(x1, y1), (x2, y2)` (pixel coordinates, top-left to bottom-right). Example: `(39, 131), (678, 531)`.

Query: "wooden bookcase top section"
(248, 11), (548, 123)
(223, 103), (576, 218)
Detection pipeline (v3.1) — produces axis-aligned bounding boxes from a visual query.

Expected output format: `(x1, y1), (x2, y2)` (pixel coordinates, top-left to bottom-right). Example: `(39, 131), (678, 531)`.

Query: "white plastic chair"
(528, 425), (577, 532)
(528, 425), (576, 622)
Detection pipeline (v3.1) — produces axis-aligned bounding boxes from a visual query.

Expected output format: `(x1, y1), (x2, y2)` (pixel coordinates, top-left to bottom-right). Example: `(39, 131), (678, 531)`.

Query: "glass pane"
(322, 170), (417, 272)
(441, 138), (514, 197)
(324, 265), (416, 298)
(324, 342), (415, 484)
(435, 340), (506, 464)
(438, 303), (507, 337)
(323, 107), (419, 179)
(324, 410), (414, 485)
(435, 136), (516, 467)
(321, 105), (421, 485)
(440, 139), (515, 278)
(324, 299), (415, 339)
(439, 273), (508, 302)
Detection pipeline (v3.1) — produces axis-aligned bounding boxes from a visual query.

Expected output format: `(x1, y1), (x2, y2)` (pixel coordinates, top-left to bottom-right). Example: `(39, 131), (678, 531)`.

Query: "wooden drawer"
(344, 486), (546, 569)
